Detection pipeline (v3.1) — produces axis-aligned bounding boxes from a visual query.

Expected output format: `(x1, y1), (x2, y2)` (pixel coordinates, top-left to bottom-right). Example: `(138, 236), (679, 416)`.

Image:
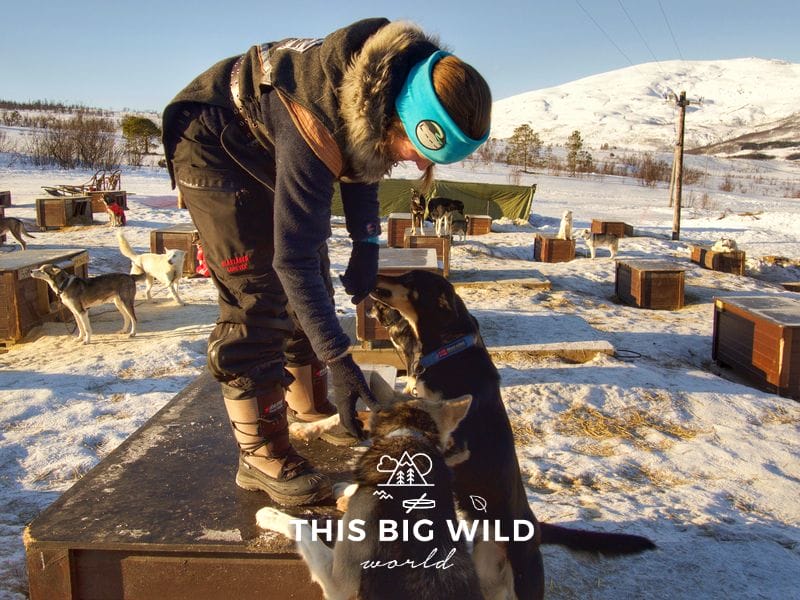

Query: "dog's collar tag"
(416, 334), (478, 373)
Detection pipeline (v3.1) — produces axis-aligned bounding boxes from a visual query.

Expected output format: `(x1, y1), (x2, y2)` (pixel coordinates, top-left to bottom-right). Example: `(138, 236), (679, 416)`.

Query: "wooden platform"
(24, 371), (357, 600)
(403, 229), (451, 277)
(712, 295), (800, 399)
(35, 196), (93, 229)
(591, 219), (633, 237)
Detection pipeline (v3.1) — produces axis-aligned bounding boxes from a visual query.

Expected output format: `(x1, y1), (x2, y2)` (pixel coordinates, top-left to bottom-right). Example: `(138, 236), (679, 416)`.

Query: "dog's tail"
(539, 522), (656, 555)
(116, 231), (139, 261)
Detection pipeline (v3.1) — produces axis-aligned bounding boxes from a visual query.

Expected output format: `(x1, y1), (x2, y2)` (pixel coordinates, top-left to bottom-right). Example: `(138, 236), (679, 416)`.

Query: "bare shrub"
(719, 175), (735, 192)
(25, 112), (121, 169)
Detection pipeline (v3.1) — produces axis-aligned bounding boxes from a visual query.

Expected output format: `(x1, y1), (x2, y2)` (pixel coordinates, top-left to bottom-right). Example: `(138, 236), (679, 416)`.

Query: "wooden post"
(670, 91), (688, 240)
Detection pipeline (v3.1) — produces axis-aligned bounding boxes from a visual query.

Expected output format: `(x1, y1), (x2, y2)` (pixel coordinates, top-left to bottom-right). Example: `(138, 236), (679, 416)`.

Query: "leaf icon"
(470, 495), (488, 513)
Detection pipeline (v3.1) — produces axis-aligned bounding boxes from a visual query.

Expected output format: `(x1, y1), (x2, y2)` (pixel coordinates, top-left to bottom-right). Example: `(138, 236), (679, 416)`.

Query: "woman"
(162, 17), (491, 506)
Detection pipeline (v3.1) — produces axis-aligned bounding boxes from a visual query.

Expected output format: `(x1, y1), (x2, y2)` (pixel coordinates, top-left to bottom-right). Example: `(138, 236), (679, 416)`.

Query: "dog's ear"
(418, 395), (472, 438)
(368, 370), (405, 408)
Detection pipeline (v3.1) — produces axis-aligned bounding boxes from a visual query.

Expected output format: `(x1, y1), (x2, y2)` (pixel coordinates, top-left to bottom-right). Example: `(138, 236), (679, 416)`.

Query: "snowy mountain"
(491, 58), (800, 153)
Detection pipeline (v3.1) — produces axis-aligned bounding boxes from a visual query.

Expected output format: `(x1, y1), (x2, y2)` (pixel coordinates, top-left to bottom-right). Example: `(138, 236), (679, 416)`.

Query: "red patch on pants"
(221, 255), (250, 273)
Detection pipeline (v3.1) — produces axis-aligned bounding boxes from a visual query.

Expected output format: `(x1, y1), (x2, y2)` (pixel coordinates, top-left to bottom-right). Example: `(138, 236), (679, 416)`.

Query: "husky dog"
(102, 194), (126, 227)
(450, 210), (467, 243)
(426, 196), (465, 238)
(410, 189), (426, 235)
(577, 228), (619, 259)
(711, 238), (738, 253)
(0, 216), (36, 250)
(556, 210), (573, 240)
(258, 394), (492, 600)
(30, 263), (137, 344)
(117, 231), (186, 305)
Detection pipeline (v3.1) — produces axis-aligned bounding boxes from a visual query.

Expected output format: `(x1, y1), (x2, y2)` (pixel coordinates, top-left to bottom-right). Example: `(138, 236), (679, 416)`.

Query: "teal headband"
(395, 50), (489, 164)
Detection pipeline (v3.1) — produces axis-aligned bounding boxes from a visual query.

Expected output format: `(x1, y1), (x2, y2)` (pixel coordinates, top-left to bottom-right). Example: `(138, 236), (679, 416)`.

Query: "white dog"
(556, 210), (573, 240)
(711, 238), (738, 253)
(117, 231), (186, 305)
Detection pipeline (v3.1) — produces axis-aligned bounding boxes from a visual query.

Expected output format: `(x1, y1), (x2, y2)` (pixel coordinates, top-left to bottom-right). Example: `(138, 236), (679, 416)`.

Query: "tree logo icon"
(377, 451), (433, 487)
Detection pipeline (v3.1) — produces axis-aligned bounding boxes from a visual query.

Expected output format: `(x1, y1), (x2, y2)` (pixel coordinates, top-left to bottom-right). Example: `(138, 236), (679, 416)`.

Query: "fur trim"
(339, 22), (441, 182)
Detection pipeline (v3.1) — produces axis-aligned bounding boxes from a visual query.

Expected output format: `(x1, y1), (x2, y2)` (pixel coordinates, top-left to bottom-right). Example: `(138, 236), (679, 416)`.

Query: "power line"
(574, 0), (637, 68)
(657, 0), (685, 62)
(617, 0), (668, 77)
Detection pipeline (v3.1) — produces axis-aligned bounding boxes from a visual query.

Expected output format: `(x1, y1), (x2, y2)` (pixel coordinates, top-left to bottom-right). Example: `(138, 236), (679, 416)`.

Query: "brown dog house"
(615, 259), (685, 310)
(0, 190), (10, 207)
(534, 233), (576, 263)
(86, 189), (129, 214)
(591, 219), (633, 238)
(403, 229), (451, 277)
(386, 212), (412, 248)
(712, 295), (800, 399)
(690, 244), (746, 276)
(150, 224), (201, 276)
(356, 247), (440, 343)
(35, 196), (93, 229)
(0, 249), (89, 345)
(465, 214), (492, 235)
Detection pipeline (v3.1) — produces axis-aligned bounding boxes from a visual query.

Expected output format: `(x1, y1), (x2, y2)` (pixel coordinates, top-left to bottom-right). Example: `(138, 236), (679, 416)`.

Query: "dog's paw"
(288, 421), (323, 441)
(255, 507), (295, 537)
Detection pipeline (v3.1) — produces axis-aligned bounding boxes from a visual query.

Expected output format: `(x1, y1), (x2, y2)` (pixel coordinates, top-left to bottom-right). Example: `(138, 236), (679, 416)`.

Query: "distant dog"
(30, 263), (137, 344)
(410, 189), (426, 235)
(0, 216), (36, 250)
(102, 194), (126, 227)
(117, 231), (185, 305)
(711, 238), (738, 252)
(450, 210), (467, 243)
(556, 210), (573, 240)
(577, 228), (619, 259)
(425, 196), (465, 238)
(259, 394), (491, 600)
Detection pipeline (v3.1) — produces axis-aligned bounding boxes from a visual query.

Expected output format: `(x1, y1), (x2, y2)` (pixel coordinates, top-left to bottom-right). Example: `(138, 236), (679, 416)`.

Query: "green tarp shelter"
(332, 179), (535, 220)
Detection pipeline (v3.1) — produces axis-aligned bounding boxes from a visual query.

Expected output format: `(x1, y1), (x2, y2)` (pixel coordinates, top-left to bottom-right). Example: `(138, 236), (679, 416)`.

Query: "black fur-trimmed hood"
(339, 21), (441, 182)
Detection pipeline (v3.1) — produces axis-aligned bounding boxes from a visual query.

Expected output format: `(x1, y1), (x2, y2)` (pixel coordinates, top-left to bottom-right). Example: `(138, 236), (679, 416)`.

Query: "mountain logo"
(377, 451), (434, 487)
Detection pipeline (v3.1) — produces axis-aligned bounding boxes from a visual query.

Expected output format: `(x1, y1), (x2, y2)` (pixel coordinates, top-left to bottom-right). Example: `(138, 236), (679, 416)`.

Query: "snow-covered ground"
(1, 156), (799, 599)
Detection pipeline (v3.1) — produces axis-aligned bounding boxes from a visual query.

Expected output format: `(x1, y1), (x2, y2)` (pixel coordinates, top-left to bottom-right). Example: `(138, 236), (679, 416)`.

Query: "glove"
(328, 354), (379, 439)
(340, 240), (379, 305)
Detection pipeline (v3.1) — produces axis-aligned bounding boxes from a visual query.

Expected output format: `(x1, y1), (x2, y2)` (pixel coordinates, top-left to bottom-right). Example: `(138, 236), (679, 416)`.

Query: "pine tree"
(506, 124), (542, 172)
(566, 130), (583, 176)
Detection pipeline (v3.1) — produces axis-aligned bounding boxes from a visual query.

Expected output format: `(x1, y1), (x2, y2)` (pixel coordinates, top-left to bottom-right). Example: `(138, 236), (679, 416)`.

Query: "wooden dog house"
(466, 214), (492, 235)
(0, 249), (89, 345)
(690, 244), (746, 276)
(712, 295), (800, 399)
(403, 229), (451, 277)
(387, 212), (413, 248)
(615, 259), (685, 310)
(87, 189), (128, 214)
(0, 190), (10, 207)
(591, 219), (633, 238)
(534, 233), (576, 263)
(35, 197), (93, 229)
(356, 247), (439, 343)
(150, 224), (201, 276)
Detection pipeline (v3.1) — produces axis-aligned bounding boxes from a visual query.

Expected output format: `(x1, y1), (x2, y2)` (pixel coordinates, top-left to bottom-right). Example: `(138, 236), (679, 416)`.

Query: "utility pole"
(667, 91), (695, 240)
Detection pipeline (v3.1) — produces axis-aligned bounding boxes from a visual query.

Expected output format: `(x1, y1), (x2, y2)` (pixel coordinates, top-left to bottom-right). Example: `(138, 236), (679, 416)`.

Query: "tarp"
(331, 179), (536, 220)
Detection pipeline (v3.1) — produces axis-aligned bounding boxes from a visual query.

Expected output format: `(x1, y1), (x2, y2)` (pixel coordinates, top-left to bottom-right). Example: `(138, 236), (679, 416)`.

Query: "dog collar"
(395, 51), (489, 164)
(56, 275), (76, 295)
(415, 334), (479, 373)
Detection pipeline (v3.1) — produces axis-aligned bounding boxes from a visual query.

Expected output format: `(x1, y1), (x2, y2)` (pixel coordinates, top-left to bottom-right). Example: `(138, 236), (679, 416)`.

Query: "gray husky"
(30, 263), (138, 344)
(0, 216), (36, 250)
(577, 228), (619, 259)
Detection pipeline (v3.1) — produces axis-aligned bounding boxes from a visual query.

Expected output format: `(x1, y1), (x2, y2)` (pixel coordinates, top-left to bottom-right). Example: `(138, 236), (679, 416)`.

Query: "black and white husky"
(577, 228), (619, 259)
(30, 263), (137, 344)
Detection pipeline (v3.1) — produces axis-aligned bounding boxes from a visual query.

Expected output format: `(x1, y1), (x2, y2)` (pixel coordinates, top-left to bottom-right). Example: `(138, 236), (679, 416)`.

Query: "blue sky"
(1, 0), (798, 112)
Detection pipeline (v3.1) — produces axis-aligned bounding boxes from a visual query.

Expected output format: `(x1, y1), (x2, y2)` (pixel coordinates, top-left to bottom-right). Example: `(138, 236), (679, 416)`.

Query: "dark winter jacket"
(162, 19), (442, 361)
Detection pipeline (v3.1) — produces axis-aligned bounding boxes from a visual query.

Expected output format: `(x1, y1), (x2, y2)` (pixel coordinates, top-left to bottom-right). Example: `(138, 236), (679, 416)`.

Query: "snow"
(1, 154), (798, 599)
(491, 58), (800, 151)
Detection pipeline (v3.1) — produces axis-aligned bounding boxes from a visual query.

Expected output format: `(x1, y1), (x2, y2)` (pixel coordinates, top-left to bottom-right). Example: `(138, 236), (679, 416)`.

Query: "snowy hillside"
(491, 58), (800, 152)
